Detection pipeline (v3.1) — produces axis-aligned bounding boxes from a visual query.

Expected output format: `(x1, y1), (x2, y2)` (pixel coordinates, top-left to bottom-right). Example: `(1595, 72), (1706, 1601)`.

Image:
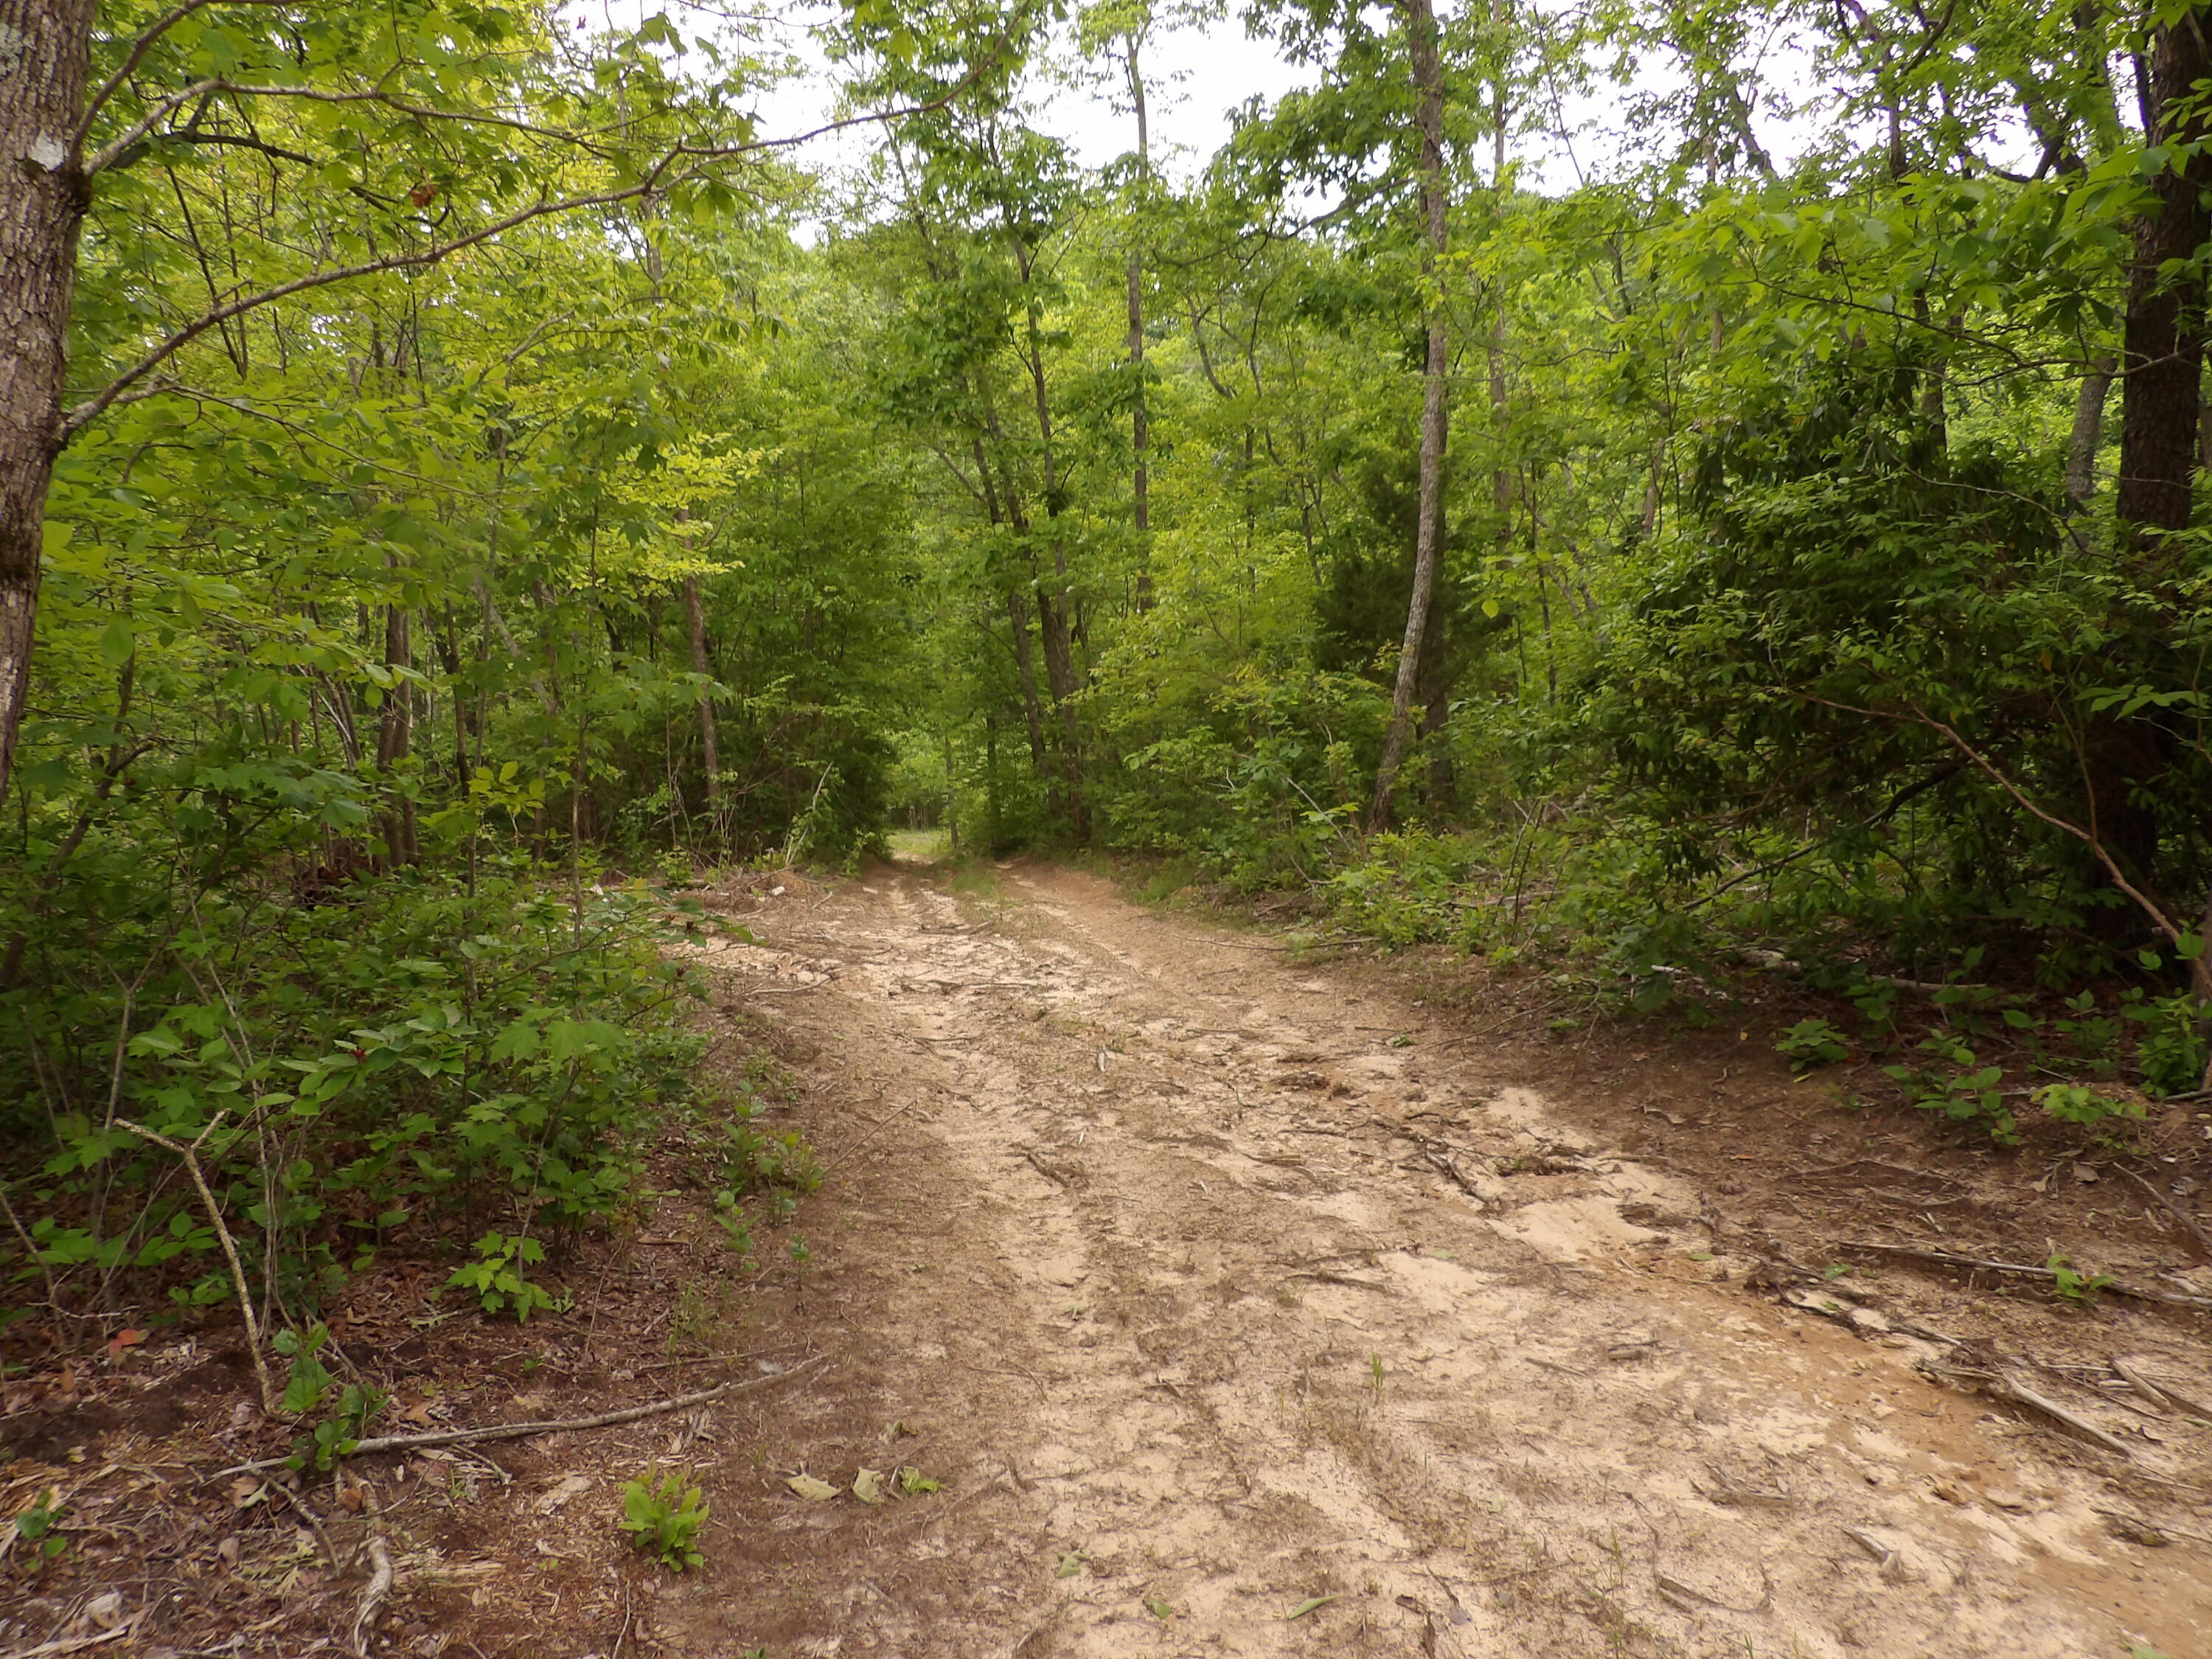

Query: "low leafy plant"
(2045, 1253), (2114, 1304)
(447, 1232), (565, 1322)
(620, 1465), (710, 1571)
(274, 1323), (389, 1468)
(721, 1096), (823, 1196)
(1775, 1018), (1848, 1072)
(2031, 1083), (2143, 1133)
(1883, 1037), (2018, 1144)
(10, 1489), (66, 1565)
(2121, 990), (2209, 1097)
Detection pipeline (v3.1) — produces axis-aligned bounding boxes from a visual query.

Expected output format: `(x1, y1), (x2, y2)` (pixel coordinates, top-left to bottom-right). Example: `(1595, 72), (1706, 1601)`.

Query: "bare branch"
(74, 0), (294, 159)
(85, 77), (224, 176)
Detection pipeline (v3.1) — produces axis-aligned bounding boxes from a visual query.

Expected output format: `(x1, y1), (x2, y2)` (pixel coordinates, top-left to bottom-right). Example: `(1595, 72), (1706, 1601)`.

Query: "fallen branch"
(2120, 1168), (2212, 1264)
(218, 1356), (824, 1475)
(349, 1536), (393, 1656)
(1833, 1240), (2212, 1310)
(0, 1624), (139, 1659)
(1990, 1372), (2135, 1458)
(2114, 1357), (2212, 1419)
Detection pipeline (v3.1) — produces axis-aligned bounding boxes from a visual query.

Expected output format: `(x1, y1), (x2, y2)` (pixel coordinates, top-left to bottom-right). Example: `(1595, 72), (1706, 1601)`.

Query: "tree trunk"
(2096, 7), (2212, 893)
(1018, 245), (1088, 838)
(375, 602), (417, 866)
(1125, 38), (1153, 612)
(2065, 355), (2114, 503)
(684, 574), (720, 845)
(1005, 587), (1051, 787)
(1368, 0), (1451, 832)
(0, 0), (95, 813)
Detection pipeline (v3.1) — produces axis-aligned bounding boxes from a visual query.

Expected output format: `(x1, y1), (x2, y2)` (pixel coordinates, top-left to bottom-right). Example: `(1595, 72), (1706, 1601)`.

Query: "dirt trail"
(660, 861), (2209, 1658)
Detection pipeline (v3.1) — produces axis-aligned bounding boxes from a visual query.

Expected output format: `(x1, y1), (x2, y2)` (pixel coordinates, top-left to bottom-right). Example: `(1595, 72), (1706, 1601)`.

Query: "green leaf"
(1143, 1596), (1175, 1621)
(785, 1474), (841, 1502)
(98, 616), (135, 667)
(1284, 1595), (1337, 1620)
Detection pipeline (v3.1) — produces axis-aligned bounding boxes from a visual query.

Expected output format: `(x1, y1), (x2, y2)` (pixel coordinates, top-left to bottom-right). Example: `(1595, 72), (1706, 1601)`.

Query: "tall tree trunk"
(1124, 38), (1153, 612)
(684, 574), (720, 845)
(2065, 354), (2115, 503)
(1368, 0), (1451, 832)
(2096, 9), (2212, 894)
(375, 602), (417, 865)
(0, 0), (94, 813)
(1018, 244), (1088, 837)
(1005, 587), (1051, 787)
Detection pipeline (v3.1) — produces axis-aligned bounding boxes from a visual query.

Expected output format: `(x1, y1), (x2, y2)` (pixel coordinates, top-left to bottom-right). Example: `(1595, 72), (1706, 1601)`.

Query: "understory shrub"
(2, 860), (701, 1333)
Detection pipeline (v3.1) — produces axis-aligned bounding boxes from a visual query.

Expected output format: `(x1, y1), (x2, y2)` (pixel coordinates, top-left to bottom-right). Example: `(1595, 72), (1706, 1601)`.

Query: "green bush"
(620, 1466), (710, 1571)
(4, 866), (700, 1328)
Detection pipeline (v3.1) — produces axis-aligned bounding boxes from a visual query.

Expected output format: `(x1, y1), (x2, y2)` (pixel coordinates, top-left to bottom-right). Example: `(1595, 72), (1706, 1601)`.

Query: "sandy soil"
(641, 860), (2212, 1659)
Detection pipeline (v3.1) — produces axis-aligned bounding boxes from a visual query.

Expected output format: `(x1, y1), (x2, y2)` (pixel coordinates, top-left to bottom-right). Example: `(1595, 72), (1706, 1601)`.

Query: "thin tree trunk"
(2065, 354), (2115, 504)
(1017, 243), (1088, 836)
(1005, 588), (1051, 785)
(684, 574), (720, 846)
(0, 0), (95, 813)
(375, 599), (416, 866)
(1368, 0), (1451, 832)
(1125, 38), (1153, 612)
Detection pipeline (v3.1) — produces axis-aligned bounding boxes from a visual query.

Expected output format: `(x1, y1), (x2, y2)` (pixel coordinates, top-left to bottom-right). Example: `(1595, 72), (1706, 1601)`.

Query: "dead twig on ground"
(1989, 1372), (2135, 1458)
(349, 1536), (393, 1655)
(2120, 1168), (2212, 1264)
(218, 1357), (826, 1475)
(1833, 1240), (2212, 1310)
(2113, 1357), (2212, 1419)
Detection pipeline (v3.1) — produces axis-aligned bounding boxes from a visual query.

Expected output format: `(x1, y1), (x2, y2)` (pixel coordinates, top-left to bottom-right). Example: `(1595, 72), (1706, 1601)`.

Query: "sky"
(566, 2), (2042, 213)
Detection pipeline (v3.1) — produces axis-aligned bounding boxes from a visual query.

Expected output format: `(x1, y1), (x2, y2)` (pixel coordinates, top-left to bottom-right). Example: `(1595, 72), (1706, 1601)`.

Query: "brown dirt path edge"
(645, 860), (2211, 1659)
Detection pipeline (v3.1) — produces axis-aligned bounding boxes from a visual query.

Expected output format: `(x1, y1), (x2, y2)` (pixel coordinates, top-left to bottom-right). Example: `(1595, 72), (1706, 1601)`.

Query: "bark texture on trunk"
(2065, 355), (2114, 503)
(1368, 0), (1450, 832)
(2115, 13), (2212, 550)
(2096, 7), (2212, 894)
(684, 574), (720, 841)
(0, 0), (95, 813)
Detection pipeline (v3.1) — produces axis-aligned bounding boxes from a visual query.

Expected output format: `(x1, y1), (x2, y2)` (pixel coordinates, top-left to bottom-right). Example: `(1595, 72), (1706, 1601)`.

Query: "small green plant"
(2046, 1254), (2114, 1304)
(447, 1231), (566, 1321)
(2120, 990), (2209, 1097)
(2032, 1083), (2143, 1133)
(1884, 1037), (2017, 1144)
(1776, 1018), (1848, 1072)
(896, 1465), (942, 1495)
(620, 1465), (710, 1571)
(10, 1489), (67, 1565)
(711, 1191), (754, 1256)
(721, 1096), (823, 1196)
(274, 1324), (389, 1469)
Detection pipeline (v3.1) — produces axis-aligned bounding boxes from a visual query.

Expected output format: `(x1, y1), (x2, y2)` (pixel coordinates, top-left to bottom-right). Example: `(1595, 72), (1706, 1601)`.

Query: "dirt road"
(652, 861), (2209, 1658)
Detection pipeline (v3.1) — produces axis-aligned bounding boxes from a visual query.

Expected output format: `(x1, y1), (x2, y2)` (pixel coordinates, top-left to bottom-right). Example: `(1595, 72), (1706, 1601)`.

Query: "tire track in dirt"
(666, 861), (2209, 1658)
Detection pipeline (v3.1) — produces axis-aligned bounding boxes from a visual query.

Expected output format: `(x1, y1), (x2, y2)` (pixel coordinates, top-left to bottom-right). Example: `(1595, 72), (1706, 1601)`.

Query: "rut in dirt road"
(662, 862), (2208, 1659)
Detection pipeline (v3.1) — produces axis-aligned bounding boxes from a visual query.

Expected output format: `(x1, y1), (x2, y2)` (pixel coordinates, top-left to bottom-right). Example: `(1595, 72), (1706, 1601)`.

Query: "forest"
(6, 0), (2212, 1568)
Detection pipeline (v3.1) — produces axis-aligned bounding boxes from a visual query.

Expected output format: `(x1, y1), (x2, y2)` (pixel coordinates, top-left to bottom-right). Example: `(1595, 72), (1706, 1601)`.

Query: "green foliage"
(446, 1233), (566, 1323)
(2121, 994), (2209, 1098)
(1883, 1038), (2019, 1145)
(5, 872), (698, 1326)
(2031, 1084), (2143, 1133)
(274, 1323), (390, 1468)
(10, 1490), (69, 1567)
(2045, 1254), (2115, 1305)
(620, 1466), (711, 1571)
(1776, 1020), (1849, 1073)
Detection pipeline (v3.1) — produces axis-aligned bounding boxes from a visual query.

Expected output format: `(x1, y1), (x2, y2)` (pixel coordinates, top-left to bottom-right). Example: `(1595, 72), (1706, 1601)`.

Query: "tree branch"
(63, 94), (977, 445)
